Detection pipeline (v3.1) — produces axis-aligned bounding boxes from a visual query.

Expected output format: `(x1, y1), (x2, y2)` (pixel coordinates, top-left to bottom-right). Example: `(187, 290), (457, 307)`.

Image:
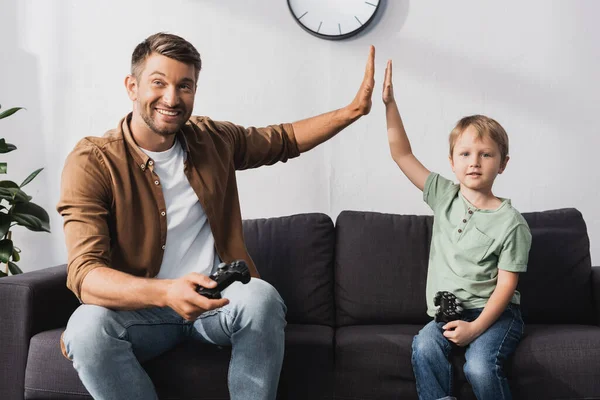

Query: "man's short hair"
(131, 32), (202, 81)
(449, 115), (509, 163)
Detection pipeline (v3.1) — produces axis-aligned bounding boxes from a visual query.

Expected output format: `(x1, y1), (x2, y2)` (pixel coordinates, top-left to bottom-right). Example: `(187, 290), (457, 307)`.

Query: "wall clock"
(287, 0), (381, 40)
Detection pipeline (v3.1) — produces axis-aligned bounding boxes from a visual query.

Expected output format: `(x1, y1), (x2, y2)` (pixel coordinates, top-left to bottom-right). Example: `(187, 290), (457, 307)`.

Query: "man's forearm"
(292, 105), (363, 153)
(80, 267), (169, 310)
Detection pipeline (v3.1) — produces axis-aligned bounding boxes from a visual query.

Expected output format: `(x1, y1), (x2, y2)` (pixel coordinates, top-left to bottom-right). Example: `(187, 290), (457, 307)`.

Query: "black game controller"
(196, 260), (251, 299)
(434, 291), (464, 323)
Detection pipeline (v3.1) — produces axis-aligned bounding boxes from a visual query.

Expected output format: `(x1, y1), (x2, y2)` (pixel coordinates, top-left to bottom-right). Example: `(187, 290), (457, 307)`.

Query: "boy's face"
(126, 53), (197, 137)
(449, 125), (509, 192)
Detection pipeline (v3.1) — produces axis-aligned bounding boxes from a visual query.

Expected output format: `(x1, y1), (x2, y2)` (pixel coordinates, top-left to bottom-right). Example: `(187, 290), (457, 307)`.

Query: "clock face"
(287, 0), (381, 40)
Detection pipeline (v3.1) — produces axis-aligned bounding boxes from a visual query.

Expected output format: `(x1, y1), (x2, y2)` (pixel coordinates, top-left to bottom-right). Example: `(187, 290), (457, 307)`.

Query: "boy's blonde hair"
(449, 115), (509, 163)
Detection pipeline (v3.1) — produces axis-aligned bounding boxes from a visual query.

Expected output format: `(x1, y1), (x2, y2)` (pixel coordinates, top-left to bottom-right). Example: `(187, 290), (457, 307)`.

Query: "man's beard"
(140, 104), (188, 137)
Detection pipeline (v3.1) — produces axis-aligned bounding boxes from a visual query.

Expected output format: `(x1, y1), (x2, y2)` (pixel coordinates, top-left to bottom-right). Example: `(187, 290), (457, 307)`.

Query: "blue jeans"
(62, 278), (287, 400)
(411, 304), (524, 400)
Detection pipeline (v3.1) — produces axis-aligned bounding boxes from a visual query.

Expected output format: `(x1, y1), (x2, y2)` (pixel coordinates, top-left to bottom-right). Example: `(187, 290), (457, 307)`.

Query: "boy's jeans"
(411, 304), (524, 400)
(62, 278), (287, 400)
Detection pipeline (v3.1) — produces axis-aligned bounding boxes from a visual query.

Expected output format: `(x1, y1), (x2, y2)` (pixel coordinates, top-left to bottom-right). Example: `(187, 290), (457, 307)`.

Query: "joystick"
(196, 260), (251, 299)
(434, 291), (463, 323)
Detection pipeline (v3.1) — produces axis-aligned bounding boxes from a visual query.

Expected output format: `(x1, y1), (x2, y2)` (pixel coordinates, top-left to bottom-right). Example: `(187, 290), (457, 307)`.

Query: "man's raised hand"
(349, 45), (375, 116)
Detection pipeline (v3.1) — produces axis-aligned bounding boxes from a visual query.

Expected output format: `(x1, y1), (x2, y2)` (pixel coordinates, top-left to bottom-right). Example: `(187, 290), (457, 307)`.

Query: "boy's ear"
(125, 75), (138, 101)
(498, 155), (510, 174)
(448, 155), (455, 172)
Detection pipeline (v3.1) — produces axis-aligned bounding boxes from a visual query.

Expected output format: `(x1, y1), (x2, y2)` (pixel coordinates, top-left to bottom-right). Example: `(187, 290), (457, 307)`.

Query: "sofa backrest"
(335, 211), (433, 326)
(243, 213), (335, 326)
(520, 208), (594, 324)
(334, 208), (594, 326)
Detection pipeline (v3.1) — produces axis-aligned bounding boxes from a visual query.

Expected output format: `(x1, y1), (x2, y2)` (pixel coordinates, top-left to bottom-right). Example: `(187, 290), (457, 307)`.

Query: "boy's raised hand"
(382, 59), (395, 105)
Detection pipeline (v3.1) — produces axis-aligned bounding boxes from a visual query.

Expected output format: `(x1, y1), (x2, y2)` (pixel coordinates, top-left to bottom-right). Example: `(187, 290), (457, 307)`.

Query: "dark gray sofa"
(1, 208), (599, 399)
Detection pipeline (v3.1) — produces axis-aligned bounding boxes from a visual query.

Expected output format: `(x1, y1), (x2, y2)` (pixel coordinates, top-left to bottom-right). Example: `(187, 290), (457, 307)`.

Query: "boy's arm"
(383, 60), (430, 191)
(468, 269), (519, 335)
(443, 269), (519, 346)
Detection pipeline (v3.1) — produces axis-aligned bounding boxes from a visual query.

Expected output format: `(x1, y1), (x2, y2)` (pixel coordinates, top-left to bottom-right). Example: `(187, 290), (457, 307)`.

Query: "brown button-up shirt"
(57, 113), (299, 300)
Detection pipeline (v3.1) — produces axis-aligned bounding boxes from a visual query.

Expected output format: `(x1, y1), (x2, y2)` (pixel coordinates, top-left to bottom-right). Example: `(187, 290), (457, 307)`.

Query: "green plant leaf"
(0, 213), (10, 239)
(8, 261), (22, 275)
(0, 107), (24, 120)
(20, 168), (44, 188)
(0, 239), (13, 263)
(0, 139), (17, 154)
(0, 270), (7, 278)
(0, 187), (32, 203)
(0, 163), (6, 174)
(12, 248), (20, 262)
(12, 202), (51, 232)
(12, 214), (45, 232)
(0, 181), (20, 189)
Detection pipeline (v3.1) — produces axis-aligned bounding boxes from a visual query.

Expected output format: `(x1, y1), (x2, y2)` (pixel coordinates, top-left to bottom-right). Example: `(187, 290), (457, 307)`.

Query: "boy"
(383, 59), (531, 400)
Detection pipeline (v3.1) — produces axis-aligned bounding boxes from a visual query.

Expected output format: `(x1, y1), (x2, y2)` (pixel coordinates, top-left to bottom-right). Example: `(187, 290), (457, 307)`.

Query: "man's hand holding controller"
(164, 273), (230, 321)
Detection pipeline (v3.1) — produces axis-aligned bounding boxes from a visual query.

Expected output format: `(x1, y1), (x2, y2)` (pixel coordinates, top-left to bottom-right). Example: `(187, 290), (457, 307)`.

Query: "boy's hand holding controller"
(433, 291), (477, 347)
(443, 320), (480, 347)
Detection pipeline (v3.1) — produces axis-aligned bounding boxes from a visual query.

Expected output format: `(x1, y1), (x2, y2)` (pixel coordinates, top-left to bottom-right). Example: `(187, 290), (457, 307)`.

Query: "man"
(57, 32), (374, 400)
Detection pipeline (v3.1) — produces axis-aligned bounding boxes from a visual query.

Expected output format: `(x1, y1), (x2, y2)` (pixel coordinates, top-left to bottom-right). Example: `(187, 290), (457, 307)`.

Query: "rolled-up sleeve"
(56, 140), (112, 300)
(214, 120), (300, 170)
(497, 223), (532, 273)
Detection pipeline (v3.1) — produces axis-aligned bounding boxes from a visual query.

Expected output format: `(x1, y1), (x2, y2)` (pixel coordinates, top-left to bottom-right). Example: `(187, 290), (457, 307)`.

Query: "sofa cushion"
(24, 325), (334, 400)
(520, 208), (594, 324)
(510, 324), (600, 399)
(335, 211), (433, 326)
(334, 324), (473, 399)
(334, 324), (420, 399)
(334, 323), (600, 400)
(244, 213), (335, 326)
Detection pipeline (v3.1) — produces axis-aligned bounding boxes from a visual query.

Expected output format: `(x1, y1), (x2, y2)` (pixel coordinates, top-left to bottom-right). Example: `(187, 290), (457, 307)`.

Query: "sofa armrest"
(0, 264), (79, 400)
(593, 266), (600, 326)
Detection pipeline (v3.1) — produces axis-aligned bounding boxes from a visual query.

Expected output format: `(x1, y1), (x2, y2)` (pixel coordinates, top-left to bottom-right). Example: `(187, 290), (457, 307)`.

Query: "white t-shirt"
(140, 139), (220, 279)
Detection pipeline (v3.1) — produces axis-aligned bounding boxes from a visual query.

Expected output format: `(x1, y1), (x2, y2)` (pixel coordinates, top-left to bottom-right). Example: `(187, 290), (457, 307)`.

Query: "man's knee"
(226, 278), (286, 326)
(63, 305), (125, 360)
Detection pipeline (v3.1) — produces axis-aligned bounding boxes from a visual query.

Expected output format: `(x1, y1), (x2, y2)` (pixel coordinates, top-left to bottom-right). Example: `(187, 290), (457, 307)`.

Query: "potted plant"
(0, 104), (50, 277)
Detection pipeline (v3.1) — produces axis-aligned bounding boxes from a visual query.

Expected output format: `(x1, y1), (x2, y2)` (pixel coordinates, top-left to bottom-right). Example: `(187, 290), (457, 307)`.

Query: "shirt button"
(161, 245), (166, 250)
(154, 180), (160, 185)
(458, 229), (463, 233)
(468, 210), (474, 214)
(149, 160), (154, 166)
(140, 164), (145, 170)
(161, 211), (166, 216)
(463, 219), (467, 223)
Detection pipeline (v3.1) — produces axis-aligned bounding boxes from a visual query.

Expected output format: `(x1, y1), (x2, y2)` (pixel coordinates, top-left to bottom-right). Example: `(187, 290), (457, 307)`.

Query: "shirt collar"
(120, 112), (191, 171)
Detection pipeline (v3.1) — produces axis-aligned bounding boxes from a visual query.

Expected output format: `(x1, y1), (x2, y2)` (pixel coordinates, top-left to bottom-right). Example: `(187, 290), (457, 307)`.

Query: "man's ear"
(125, 75), (138, 101)
(498, 155), (510, 174)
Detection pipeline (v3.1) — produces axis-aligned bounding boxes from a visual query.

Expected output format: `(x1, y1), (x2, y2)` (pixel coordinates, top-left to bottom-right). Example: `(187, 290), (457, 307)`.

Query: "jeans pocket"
(505, 304), (524, 344)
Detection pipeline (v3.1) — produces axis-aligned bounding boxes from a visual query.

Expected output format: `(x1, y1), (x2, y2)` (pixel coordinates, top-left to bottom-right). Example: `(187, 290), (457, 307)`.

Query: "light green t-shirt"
(423, 172), (532, 316)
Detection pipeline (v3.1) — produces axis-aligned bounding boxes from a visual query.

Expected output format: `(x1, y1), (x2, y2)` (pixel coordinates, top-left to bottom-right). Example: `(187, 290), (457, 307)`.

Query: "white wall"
(1, 0), (599, 271)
